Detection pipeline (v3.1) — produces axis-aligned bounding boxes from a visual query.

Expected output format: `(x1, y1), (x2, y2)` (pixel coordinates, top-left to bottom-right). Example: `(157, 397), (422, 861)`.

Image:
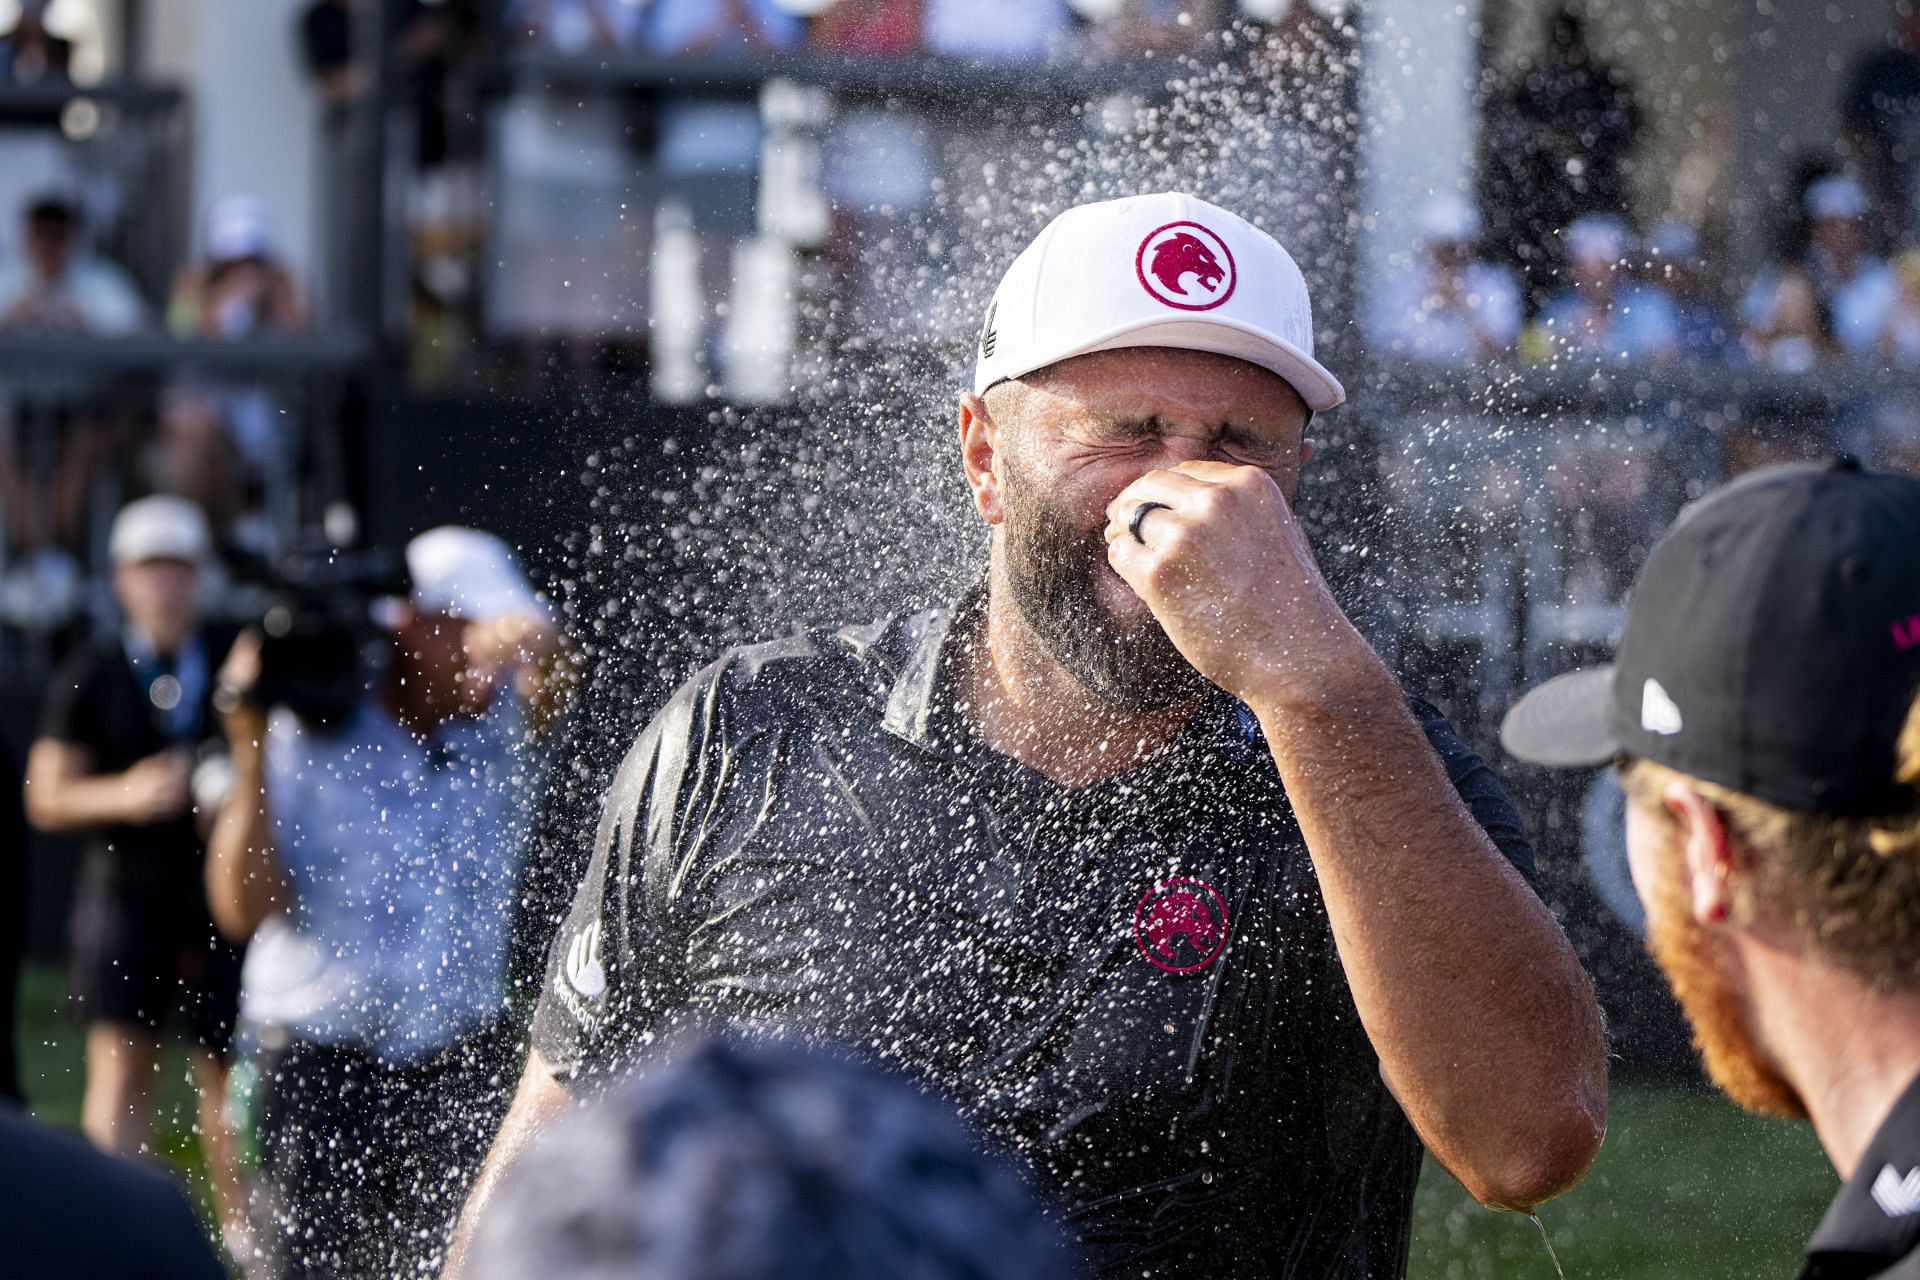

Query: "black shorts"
(248, 1017), (520, 1279)
(68, 890), (244, 1056)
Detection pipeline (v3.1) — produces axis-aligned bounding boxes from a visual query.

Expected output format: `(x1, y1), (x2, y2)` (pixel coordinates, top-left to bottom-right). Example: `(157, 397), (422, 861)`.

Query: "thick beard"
(1643, 837), (1806, 1119)
(999, 456), (1208, 714)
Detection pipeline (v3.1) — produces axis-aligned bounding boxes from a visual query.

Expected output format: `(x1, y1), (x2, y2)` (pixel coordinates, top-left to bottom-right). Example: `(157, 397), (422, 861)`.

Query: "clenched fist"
(118, 748), (194, 826)
(1102, 460), (1374, 707)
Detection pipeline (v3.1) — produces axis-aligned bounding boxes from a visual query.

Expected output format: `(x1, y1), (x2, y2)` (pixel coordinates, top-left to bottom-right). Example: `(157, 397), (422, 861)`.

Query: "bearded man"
(1503, 459), (1920, 1279)
(447, 192), (1607, 1279)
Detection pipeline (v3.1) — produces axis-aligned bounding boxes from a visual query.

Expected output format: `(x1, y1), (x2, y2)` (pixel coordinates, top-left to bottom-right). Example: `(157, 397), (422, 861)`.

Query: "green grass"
(15, 962), (1837, 1277)
(1408, 1081), (1837, 1280)
(16, 964), (218, 1229)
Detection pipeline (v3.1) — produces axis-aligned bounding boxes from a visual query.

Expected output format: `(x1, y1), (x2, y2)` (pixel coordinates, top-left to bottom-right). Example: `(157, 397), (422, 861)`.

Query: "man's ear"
(1663, 781), (1738, 926)
(959, 390), (1004, 526)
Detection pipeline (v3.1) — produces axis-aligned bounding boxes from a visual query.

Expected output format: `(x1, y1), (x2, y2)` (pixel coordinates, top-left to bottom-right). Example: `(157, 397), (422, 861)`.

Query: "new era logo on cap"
(1641, 678), (1684, 736)
(971, 192), (1345, 412)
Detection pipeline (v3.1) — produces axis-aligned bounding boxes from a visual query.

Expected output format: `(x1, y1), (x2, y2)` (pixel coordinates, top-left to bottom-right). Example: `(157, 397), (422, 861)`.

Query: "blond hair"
(1619, 692), (1920, 991)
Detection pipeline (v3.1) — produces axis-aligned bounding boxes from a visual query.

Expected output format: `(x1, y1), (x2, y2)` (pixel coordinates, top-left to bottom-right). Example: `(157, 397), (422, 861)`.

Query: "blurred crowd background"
(1, 0), (1918, 1274)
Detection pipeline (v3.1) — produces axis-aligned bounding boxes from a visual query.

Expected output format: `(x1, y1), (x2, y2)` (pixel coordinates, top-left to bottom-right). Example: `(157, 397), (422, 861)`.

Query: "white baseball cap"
(206, 193), (273, 262)
(109, 496), (211, 567)
(1805, 174), (1869, 221)
(406, 526), (543, 623)
(973, 192), (1345, 412)
(1417, 192), (1482, 245)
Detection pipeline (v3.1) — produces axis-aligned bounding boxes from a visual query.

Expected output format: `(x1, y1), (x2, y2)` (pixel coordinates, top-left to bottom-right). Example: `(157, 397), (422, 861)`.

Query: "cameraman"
(22, 495), (248, 1257)
(206, 526), (553, 1280)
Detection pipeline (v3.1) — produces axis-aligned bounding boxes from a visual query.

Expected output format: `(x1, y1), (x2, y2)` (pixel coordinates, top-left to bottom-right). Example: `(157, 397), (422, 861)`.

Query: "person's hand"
(1102, 460), (1375, 706)
(119, 748), (193, 825)
(0, 291), (80, 330)
(215, 629), (268, 748)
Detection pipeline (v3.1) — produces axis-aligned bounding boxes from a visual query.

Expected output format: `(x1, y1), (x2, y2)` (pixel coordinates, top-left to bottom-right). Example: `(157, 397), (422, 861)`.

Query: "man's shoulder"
(41, 638), (128, 712)
(677, 604), (949, 720)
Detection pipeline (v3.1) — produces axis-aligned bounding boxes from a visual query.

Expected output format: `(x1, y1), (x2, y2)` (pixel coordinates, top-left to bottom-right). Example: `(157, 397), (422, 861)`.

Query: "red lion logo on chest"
(1134, 877), (1230, 973)
(1148, 232), (1227, 298)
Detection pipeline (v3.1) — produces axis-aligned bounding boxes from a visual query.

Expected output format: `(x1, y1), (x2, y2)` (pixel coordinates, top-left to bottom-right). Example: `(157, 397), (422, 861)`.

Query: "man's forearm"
(206, 742), (287, 941)
(26, 771), (141, 831)
(443, 1050), (576, 1279)
(1251, 648), (1607, 1210)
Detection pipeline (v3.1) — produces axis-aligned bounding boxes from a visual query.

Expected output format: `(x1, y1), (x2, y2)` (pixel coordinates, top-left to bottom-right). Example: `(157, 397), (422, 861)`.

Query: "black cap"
(1501, 459), (1920, 817)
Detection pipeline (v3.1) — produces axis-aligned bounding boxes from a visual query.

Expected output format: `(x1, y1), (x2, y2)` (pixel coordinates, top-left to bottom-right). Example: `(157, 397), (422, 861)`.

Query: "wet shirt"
(243, 694), (530, 1062)
(1801, 1072), (1920, 1280)
(532, 595), (1538, 1279)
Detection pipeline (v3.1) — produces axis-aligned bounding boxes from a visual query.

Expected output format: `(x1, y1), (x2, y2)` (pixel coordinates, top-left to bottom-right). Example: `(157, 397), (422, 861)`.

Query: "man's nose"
(1157, 435), (1233, 467)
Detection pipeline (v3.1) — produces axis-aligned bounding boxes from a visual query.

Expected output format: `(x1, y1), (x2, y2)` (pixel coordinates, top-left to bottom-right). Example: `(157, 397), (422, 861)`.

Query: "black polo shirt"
(532, 593), (1539, 1279)
(1802, 1072), (1920, 1280)
(36, 629), (230, 913)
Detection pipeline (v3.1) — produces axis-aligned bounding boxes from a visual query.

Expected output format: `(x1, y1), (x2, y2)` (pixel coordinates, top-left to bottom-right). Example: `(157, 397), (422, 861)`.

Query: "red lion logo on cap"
(1134, 877), (1230, 973)
(1148, 232), (1226, 298)
(1135, 221), (1237, 312)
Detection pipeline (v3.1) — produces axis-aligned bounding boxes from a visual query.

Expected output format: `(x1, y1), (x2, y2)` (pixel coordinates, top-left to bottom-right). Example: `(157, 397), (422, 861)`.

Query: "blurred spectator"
(506, 0), (644, 50)
(1742, 176), (1895, 364)
(304, 0), (481, 167)
(300, 0), (360, 116)
(1480, 5), (1642, 306)
(1740, 266), (1839, 373)
(1366, 193), (1522, 364)
(923, 0), (1072, 62)
(1882, 249), (1920, 367)
(0, 400), (94, 614)
(1529, 213), (1679, 364)
(161, 199), (308, 557)
(140, 388), (249, 552)
(0, 1105), (225, 1280)
(0, 735), (22, 1105)
(167, 196), (308, 340)
(466, 1037), (1076, 1280)
(207, 526), (556, 1280)
(1079, 0), (1226, 61)
(0, 196), (144, 335)
(810, 0), (922, 56)
(21, 497), (250, 1260)
(1840, 2), (1920, 247)
(1644, 218), (1732, 362)
(642, 0), (804, 54)
(1803, 174), (1897, 358)
(0, 0), (71, 87)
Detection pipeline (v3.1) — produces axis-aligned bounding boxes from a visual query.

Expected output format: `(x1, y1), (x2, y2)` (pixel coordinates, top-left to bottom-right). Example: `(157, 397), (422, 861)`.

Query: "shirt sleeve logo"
(564, 918), (607, 1000)
(1872, 1164), (1920, 1218)
(1134, 877), (1230, 973)
(1136, 222), (1237, 312)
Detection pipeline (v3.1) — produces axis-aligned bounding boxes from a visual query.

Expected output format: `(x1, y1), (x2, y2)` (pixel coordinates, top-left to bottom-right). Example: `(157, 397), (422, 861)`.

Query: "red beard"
(1643, 841), (1806, 1119)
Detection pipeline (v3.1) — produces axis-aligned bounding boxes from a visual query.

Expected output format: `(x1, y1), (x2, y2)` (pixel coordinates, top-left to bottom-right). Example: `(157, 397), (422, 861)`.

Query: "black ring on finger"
(1129, 500), (1171, 545)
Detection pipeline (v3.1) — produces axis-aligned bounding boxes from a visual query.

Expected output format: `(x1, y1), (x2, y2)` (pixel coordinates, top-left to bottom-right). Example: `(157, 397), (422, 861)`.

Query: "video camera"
(233, 543), (411, 731)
